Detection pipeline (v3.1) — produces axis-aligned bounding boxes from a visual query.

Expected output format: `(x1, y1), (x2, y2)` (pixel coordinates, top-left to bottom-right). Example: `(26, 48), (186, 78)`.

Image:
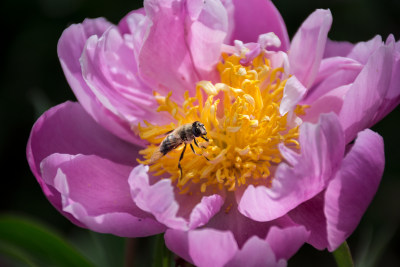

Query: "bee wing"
(149, 149), (164, 165)
(164, 129), (174, 135)
(149, 132), (183, 165)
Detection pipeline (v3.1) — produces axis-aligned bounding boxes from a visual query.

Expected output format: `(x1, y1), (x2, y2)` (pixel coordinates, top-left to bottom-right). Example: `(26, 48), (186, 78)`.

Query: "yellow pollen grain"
(137, 52), (307, 193)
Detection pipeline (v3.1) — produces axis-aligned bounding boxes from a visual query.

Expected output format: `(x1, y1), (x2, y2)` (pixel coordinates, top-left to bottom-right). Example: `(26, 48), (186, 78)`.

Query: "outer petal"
(303, 57), (363, 104)
(230, 0), (290, 51)
(118, 10), (150, 63)
(57, 19), (143, 145)
(289, 9), (332, 88)
(166, 196), (308, 265)
(41, 154), (165, 237)
(118, 8), (146, 35)
(166, 217), (306, 266)
(238, 113), (344, 221)
(164, 229), (193, 263)
(165, 229), (238, 267)
(347, 35), (383, 64)
(372, 35), (400, 123)
(324, 129), (384, 251)
(26, 102), (165, 236)
(129, 165), (224, 230)
(27, 102), (138, 183)
(339, 41), (394, 143)
(225, 236), (286, 267)
(288, 193), (328, 250)
(301, 84), (351, 124)
(266, 225), (309, 260)
(190, 229), (239, 267)
(207, 193), (299, 247)
(289, 129), (384, 251)
(323, 39), (353, 58)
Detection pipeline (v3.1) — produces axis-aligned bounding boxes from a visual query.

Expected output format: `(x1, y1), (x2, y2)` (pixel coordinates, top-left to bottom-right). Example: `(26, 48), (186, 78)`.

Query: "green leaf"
(69, 230), (125, 267)
(0, 215), (95, 267)
(333, 241), (354, 267)
(0, 242), (38, 267)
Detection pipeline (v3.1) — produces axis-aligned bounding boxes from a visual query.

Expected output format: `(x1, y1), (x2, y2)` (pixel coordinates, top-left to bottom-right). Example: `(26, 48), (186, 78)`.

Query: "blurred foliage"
(0, 0), (399, 266)
(0, 215), (94, 266)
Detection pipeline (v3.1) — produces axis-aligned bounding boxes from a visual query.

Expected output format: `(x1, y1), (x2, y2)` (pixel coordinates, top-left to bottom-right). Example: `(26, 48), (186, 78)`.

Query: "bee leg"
(194, 137), (207, 150)
(201, 136), (209, 142)
(191, 142), (209, 161)
(178, 144), (186, 179)
(193, 138), (200, 148)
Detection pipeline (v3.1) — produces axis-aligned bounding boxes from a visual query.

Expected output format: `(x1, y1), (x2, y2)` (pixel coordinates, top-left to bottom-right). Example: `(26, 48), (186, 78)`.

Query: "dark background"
(0, 0), (399, 266)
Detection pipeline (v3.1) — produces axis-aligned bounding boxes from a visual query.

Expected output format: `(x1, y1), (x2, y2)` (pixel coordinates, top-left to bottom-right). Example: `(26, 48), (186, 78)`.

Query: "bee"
(149, 121), (210, 177)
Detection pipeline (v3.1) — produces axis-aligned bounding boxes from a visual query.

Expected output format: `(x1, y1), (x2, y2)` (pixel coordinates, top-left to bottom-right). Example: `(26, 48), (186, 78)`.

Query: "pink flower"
(27, 0), (399, 266)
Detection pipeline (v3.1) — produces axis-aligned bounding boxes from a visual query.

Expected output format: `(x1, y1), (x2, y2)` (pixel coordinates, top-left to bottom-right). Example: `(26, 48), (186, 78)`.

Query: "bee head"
(192, 121), (207, 137)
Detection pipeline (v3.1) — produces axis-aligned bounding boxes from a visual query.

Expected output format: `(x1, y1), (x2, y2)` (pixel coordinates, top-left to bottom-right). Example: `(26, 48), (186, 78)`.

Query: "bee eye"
(192, 125), (201, 137)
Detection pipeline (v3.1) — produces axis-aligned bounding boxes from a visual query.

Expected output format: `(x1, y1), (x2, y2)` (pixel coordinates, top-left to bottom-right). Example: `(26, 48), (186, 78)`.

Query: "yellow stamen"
(138, 52), (307, 193)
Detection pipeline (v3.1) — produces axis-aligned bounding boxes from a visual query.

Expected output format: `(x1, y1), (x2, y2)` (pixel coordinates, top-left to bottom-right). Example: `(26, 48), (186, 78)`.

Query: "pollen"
(138, 52), (306, 193)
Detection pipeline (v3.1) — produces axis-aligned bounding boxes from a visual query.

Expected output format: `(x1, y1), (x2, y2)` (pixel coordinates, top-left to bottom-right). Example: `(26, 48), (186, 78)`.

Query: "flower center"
(138, 52), (306, 193)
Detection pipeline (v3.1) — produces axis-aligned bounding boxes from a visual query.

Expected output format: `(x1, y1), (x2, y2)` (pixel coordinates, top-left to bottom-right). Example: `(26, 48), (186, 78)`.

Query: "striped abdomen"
(149, 124), (192, 164)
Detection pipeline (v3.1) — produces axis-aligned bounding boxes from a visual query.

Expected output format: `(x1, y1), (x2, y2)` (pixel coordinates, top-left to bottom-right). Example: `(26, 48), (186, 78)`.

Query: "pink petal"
(128, 165), (224, 230)
(301, 84), (351, 124)
(266, 225), (309, 260)
(26, 102), (164, 236)
(258, 32), (282, 49)
(323, 39), (353, 58)
(118, 8), (146, 35)
(289, 9), (332, 88)
(339, 41), (394, 143)
(164, 230), (193, 263)
(303, 57), (363, 104)
(225, 236), (286, 267)
(288, 193), (328, 250)
(372, 35), (400, 123)
(80, 26), (164, 126)
(186, 0), (230, 81)
(238, 113), (344, 221)
(279, 76), (307, 116)
(166, 219), (305, 266)
(289, 130), (384, 251)
(139, 0), (228, 99)
(189, 229), (238, 267)
(230, 0), (290, 51)
(166, 228), (239, 267)
(40, 154), (165, 237)
(324, 129), (384, 251)
(189, 194), (226, 229)
(166, 198), (307, 265)
(265, 50), (290, 77)
(234, 41), (261, 66)
(207, 193), (297, 248)
(27, 102), (138, 182)
(118, 10), (150, 63)
(347, 35), (383, 64)
(57, 18), (142, 145)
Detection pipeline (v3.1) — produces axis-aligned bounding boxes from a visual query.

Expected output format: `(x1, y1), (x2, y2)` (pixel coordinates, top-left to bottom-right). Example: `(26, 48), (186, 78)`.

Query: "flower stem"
(333, 241), (354, 267)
